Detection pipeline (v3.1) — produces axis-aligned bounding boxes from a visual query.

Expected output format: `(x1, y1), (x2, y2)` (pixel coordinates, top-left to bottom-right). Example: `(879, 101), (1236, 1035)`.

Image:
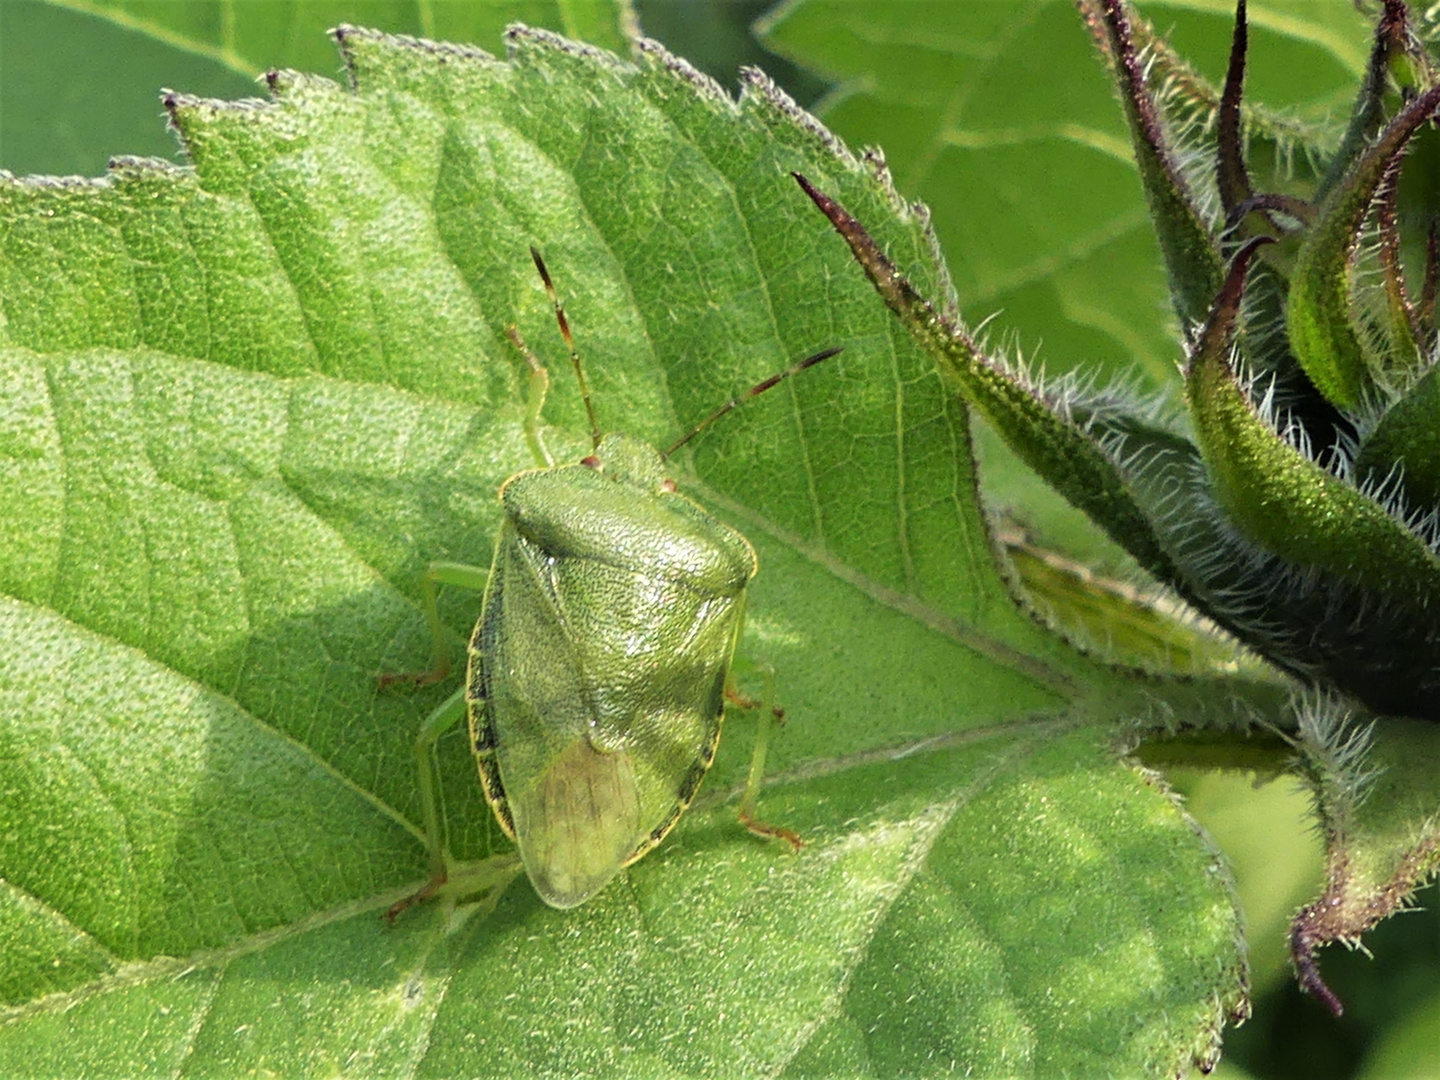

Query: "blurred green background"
(1, 1), (1438, 1076)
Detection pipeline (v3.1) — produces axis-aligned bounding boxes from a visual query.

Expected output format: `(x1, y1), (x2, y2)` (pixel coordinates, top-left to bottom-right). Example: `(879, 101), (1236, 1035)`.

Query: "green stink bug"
(387, 249), (840, 915)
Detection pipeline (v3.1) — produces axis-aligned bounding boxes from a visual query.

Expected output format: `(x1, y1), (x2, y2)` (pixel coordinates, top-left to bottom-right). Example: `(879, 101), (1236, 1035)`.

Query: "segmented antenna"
(663, 347), (843, 459)
(531, 246), (602, 450)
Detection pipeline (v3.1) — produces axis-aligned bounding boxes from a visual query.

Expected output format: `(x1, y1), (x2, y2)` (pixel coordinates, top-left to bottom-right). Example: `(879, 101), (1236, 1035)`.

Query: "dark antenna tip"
(529, 247), (602, 450)
(530, 246), (554, 291)
(663, 346), (845, 459)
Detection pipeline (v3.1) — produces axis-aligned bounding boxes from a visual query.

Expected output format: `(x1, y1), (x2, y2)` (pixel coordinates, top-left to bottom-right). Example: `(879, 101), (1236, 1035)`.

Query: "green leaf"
(0, 24), (1268, 1074)
(999, 540), (1249, 674)
(3, 0), (628, 178)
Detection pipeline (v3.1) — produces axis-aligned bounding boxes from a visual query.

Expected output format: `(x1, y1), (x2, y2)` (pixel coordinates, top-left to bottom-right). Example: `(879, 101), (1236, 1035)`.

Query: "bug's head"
(524, 247), (842, 478)
(584, 433), (670, 491)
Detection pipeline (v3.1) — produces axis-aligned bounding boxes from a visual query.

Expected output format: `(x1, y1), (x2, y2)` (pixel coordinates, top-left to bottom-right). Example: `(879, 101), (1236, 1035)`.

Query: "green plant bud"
(1355, 368), (1440, 509)
(1188, 243), (1440, 598)
(1086, 0), (1222, 330)
(1286, 83), (1440, 410)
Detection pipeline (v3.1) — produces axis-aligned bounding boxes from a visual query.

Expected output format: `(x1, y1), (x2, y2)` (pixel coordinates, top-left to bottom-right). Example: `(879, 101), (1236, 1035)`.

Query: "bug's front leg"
(377, 561), (491, 689)
(725, 665), (803, 852)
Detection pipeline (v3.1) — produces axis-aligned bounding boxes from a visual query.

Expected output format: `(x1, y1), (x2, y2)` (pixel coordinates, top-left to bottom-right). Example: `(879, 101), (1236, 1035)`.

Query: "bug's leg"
(378, 561), (490, 688)
(387, 686), (466, 922)
(727, 665), (803, 852)
(504, 324), (554, 469)
(387, 686), (524, 922)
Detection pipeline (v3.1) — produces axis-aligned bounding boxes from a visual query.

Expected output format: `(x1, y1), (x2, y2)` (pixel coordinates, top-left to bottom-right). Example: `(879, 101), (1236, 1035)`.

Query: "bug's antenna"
(531, 246), (603, 450)
(663, 347), (843, 459)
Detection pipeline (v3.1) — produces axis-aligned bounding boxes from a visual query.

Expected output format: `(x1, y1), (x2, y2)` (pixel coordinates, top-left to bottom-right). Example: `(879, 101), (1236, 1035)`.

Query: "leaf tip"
(792, 174), (916, 319)
(1290, 917), (1347, 1017)
(1217, 0), (1253, 216)
(1189, 235), (1274, 377)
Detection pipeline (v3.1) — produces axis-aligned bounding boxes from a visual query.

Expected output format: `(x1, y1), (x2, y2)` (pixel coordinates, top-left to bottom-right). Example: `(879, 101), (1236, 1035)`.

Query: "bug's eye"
(580, 455), (602, 470)
(660, 479), (677, 494)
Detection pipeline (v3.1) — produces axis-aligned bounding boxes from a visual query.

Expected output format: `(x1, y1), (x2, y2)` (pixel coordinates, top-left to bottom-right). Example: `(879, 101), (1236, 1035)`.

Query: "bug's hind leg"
(385, 686), (523, 923)
(386, 686), (465, 921)
(725, 666), (803, 852)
